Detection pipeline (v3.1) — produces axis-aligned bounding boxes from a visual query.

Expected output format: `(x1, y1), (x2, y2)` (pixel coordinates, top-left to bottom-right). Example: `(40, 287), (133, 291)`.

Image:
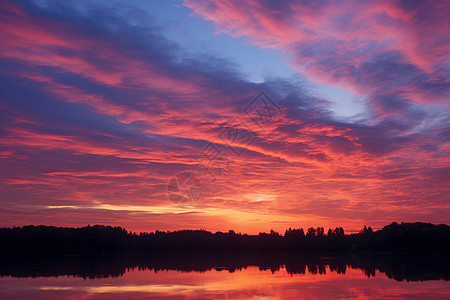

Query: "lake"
(0, 253), (449, 299)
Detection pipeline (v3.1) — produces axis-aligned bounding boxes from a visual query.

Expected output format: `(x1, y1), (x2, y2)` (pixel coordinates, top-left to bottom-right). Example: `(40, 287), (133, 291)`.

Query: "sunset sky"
(0, 0), (449, 234)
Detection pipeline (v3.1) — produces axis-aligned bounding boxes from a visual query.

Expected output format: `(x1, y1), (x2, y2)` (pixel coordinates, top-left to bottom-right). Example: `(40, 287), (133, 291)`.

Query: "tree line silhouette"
(0, 222), (449, 254)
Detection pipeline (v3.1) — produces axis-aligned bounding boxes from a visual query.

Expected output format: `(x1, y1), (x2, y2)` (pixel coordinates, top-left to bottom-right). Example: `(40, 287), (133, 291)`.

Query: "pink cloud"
(185, 0), (450, 104)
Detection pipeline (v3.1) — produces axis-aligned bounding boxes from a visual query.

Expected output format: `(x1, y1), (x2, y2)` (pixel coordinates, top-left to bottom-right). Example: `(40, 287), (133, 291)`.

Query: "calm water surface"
(1, 254), (449, 299)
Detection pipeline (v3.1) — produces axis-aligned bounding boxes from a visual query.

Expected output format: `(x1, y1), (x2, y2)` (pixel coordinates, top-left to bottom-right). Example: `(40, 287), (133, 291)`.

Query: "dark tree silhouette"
(0, 222), (449, 254)
(306, 227), (316, 237)
(316, 227), (324, 237)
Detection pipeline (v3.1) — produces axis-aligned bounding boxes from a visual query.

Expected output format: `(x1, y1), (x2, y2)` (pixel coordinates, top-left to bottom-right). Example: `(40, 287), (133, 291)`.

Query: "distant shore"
(1, 222), (449, 254)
